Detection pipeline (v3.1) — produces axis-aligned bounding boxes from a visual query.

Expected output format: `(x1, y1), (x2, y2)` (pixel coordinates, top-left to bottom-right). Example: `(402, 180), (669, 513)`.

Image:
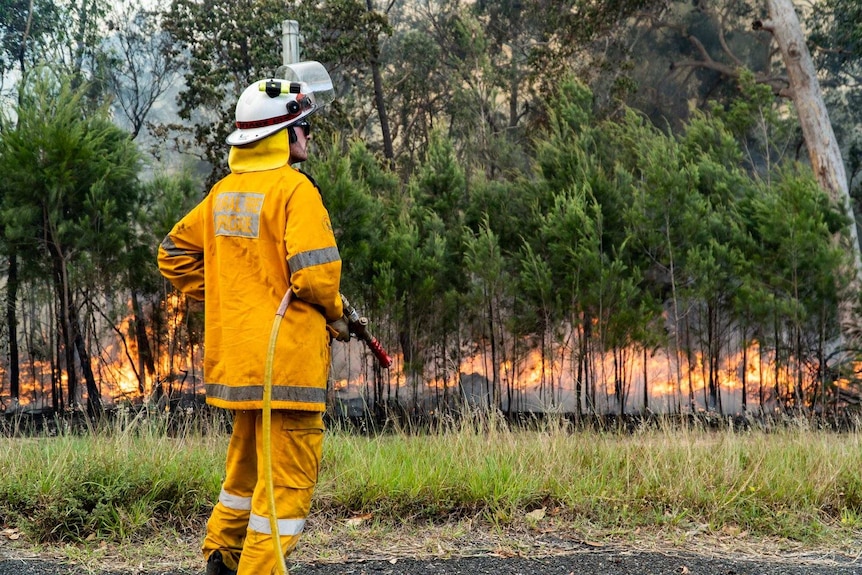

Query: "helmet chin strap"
(288, 125), (297, 144)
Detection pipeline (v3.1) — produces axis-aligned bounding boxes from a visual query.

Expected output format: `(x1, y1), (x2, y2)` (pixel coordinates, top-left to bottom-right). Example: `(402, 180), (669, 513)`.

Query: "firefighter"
(157, 74), (348, 575)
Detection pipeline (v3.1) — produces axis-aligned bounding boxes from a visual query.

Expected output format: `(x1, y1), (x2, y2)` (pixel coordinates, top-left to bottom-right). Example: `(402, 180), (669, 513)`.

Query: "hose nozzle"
(340, 295), (392, 368)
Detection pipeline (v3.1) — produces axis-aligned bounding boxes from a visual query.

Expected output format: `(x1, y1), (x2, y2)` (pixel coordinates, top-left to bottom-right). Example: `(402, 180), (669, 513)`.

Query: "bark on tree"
(5, 251), (20, 401)
(365, 0), (394, 162)
(757, 0), (862, 345)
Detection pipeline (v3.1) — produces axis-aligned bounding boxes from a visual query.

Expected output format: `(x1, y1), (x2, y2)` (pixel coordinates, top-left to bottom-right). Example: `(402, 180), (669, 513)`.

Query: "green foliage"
(161, 0), (286, 179)
(161, 0), (394, 183)
(0, 421), (221, 542)
(321, 419), (862, 540)
(0, 67), (147, 409)
(1, 0), (858, 417)
(132, 168), (204, 295)
(745, 165), (848, 340)
(0, 68), (141, 286)
(309, 135), (390, 299)
(0, 0), (63, 79)
(4, 419), (862, 552)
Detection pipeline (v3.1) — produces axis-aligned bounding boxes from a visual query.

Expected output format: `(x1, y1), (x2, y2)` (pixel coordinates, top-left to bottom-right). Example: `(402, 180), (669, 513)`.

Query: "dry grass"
(1, 411), (861, 572)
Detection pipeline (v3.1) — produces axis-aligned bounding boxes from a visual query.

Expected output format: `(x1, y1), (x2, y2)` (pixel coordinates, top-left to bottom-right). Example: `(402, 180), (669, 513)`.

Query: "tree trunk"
(759, 0), (862, 345)
(131, 290), (155, 393)
(6, 251), (20, 400)
(74, 319), (102, 417)
(642, 345), (648, 413)
(53, 254), (79, 408)
(741, 330), (748, 413)
(365, 0), (394, 162)
(46, 227), (101, 415)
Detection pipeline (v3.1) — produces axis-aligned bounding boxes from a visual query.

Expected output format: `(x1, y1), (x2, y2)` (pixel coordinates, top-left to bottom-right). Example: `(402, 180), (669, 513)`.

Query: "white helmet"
(226, 79), (319, 146)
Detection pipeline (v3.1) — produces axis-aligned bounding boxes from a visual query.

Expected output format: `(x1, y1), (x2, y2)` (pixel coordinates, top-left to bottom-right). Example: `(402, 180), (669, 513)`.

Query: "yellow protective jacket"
(157, 131), (342, 411)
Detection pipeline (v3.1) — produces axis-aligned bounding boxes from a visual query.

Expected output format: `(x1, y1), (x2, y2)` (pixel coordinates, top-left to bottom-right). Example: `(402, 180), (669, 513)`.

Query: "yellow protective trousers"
(203, 409), (324, 575)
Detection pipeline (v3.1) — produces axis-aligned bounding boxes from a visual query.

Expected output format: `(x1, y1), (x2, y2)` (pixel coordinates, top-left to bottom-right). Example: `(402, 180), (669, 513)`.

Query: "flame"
(2, 294), (205, 412)
(5, 294), (860, 415)
(333, 337), (860, 414)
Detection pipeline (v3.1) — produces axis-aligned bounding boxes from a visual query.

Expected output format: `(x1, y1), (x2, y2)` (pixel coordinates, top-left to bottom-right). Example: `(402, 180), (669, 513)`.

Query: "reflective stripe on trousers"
(247, 513), (306, 536)
(219, 491), (305, 536)
(219, 489), (252, 511)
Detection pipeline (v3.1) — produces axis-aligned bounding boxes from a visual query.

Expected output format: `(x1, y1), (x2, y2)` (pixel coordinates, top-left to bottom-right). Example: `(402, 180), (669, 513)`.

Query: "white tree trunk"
(762, 0), (862, 344)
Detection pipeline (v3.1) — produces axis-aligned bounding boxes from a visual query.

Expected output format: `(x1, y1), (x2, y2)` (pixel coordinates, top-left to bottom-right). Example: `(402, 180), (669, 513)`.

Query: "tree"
(0, 69), (141, 414)
(754, 0), (862, 346)
(807, 0), (862, 203)
(101, 0), (183, 141)
(464, 218), (508, 410)
(745, 166), (849, 410)
(144, 168), (205, 402)
(0, 0), (65, 405)
(0, 0), (64, 92)
(584, 0), (862, 349)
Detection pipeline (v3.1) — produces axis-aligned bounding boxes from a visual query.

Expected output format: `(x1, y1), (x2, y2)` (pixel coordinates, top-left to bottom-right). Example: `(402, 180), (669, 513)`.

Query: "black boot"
(206, 550), (237, 575)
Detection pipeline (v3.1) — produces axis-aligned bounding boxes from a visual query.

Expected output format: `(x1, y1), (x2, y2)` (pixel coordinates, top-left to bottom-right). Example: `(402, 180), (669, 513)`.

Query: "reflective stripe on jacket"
(157, 155), (342, 411)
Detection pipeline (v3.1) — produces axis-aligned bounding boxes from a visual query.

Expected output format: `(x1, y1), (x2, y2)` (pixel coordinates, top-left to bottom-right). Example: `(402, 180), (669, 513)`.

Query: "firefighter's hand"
(327, 317), (351, 342)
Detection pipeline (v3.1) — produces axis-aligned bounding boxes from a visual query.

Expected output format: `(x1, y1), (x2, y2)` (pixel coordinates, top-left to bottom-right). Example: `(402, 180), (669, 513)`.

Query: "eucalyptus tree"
(371, 0), (653, 181)
(377, 27), (444, 174)
(0, 0), (63, 93)
(808, 0), (862, 201)
(472, 0), (653, 125)
(0, 0), (111, 90)
(0, 70), (141, 415)
(756, 1), (862, 346)
(100, 0), (183, 141)
(600, 0), (862, 349)
(378, 3), (495, 177)
(289, 0), (392, 160)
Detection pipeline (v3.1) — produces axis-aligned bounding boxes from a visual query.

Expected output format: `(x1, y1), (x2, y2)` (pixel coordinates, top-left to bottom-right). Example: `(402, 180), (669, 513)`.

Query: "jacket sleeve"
(157, 205), (206, 301)
(285, 177), (343, 321)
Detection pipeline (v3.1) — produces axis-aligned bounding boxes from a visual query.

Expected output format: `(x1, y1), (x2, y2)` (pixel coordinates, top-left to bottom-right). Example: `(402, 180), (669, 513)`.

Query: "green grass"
(2, 411), (861, 551)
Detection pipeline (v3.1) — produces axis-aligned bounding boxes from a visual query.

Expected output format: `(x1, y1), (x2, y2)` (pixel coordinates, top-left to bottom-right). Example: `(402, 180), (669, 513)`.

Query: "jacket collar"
(228, 129), (290, 173)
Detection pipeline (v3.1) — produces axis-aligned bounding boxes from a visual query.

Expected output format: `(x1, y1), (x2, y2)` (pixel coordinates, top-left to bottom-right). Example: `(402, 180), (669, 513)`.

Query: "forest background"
(1, 0), (862, 423)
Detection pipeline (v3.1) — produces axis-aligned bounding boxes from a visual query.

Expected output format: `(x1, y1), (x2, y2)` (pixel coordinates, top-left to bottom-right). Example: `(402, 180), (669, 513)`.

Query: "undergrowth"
(2, 409), (861, 548)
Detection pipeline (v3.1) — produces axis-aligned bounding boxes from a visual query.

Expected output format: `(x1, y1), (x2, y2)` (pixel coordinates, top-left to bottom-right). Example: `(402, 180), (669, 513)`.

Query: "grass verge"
(1, 411), (861, 569)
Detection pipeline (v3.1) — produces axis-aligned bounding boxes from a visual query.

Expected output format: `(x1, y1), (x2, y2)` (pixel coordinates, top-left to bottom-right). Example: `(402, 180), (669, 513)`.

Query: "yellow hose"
(262, 289), (293, 575)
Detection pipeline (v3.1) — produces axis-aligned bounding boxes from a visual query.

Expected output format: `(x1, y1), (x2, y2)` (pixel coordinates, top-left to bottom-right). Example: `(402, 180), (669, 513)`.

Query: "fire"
(332, 337), (859, 414)
(4, 293), (860, 416)
(1, 293), (205, 413)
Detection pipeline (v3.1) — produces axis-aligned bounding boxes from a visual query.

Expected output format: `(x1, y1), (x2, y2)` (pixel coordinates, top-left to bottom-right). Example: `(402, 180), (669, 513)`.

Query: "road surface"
(2, 547), (861, 575)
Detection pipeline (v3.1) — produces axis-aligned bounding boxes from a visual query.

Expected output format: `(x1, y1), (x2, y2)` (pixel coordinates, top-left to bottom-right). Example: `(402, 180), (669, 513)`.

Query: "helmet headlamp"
(226, 61), (333, 146)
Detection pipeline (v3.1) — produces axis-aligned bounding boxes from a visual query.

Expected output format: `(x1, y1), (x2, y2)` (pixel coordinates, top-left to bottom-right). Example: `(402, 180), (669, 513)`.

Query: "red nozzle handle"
(362, 334), (392, 368)
(341, 294), (392, 369)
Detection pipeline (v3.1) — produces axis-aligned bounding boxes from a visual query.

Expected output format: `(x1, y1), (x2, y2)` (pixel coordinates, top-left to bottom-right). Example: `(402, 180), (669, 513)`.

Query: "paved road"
(2, 548), (861, 575)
